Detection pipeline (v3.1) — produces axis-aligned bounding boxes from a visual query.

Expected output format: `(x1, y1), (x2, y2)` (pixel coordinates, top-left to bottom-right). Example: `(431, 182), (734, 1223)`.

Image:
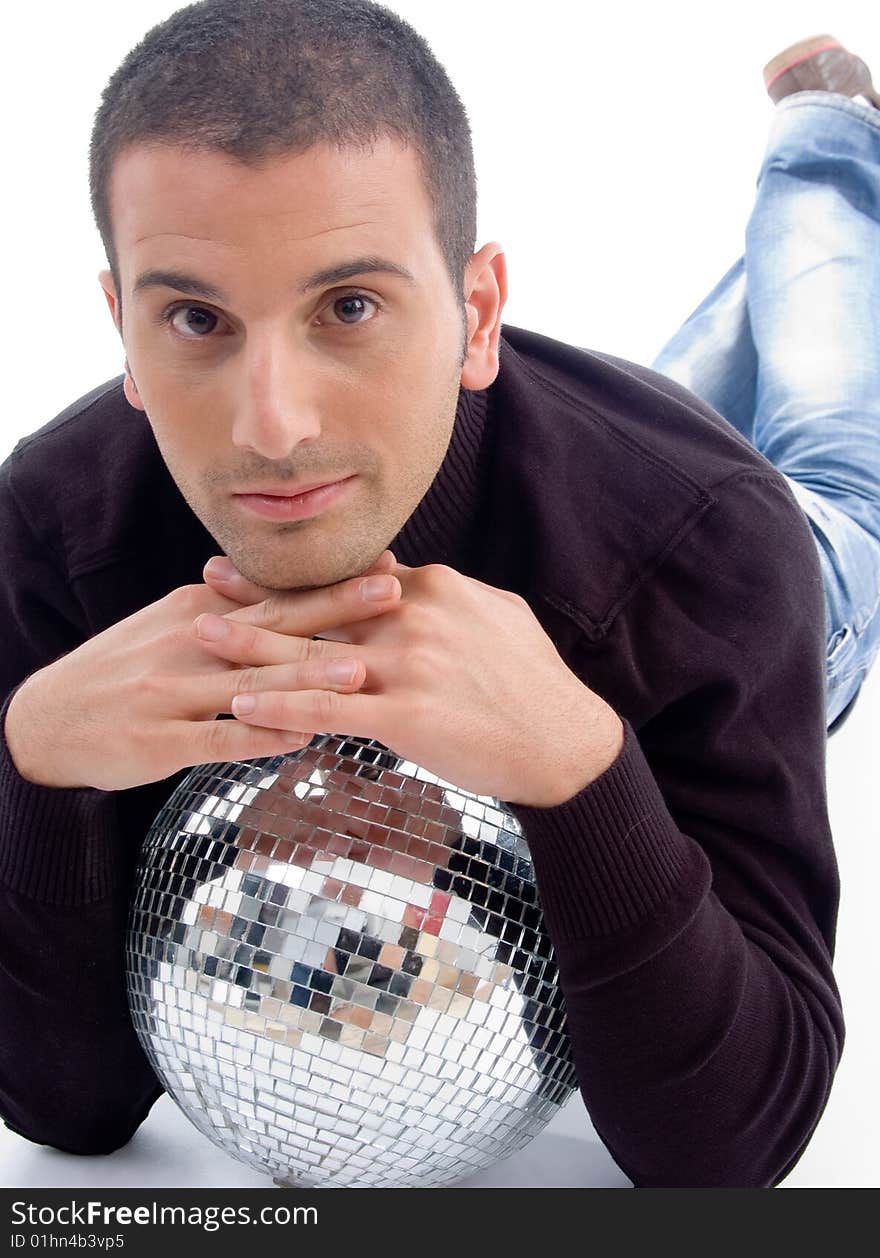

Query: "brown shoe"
(763, 34), (880, 107)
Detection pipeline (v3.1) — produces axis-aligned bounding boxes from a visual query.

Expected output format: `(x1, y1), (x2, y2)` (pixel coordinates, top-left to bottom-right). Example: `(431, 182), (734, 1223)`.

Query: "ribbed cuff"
(0, 687), (120, 904)
(508, 719), (693, 940)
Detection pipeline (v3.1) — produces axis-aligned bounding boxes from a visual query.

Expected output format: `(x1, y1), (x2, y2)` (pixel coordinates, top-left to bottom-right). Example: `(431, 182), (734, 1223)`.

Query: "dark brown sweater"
(0, 324), (842, 1186)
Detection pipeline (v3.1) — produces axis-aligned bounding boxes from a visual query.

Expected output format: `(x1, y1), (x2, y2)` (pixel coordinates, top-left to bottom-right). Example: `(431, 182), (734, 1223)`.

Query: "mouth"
(232, 475), (357, 522)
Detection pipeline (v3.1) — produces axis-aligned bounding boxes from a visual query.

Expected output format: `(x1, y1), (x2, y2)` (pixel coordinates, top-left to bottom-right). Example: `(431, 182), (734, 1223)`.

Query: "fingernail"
(232, 695), (256, 715)
(360, 574), (397, 601)
(196, 613), (229, 641)
(327, 659), (358, 684)
(206, 556), (236, 581)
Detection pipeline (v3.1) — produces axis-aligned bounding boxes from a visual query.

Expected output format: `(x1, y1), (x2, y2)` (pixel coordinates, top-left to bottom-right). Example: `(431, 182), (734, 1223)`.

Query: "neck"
(390, 386), (491, 570)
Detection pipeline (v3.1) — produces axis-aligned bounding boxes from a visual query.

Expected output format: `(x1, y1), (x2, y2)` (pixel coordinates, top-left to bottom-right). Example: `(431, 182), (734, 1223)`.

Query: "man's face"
(102, 137), (497, 591)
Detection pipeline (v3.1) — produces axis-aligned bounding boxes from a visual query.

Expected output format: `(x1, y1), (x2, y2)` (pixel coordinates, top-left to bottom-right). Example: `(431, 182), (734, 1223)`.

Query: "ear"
(99, 269), (145, 412)
(98, 268), (122, 330)
(460, 242), (508, 390)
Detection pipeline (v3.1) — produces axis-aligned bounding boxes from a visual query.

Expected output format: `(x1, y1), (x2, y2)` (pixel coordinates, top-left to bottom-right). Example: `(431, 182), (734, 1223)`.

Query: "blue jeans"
(652, 92), (880, 729)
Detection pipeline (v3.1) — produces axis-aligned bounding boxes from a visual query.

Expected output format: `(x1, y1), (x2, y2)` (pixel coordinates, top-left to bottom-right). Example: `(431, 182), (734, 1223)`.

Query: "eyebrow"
(132, 255), (417, 303)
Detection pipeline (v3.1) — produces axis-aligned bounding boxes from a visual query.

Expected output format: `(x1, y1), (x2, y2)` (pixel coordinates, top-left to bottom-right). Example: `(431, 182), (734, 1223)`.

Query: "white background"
(0, 0), (877, 1187)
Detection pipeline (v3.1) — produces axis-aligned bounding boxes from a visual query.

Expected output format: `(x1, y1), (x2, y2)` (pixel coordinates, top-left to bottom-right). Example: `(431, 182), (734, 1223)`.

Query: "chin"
(227, 540), (386, 594)
(195, 481), (397, 592)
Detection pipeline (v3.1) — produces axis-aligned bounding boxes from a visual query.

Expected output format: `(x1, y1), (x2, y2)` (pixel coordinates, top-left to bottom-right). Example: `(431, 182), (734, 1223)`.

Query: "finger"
(201, 556), (275, 605)
(365, 549), (398, 574)
(191, 610), (374, 669)
(220, 568), (402, 635)
(191, 621), (372, 689)
(228, 687), (377, 739)
(178, 718), (316, 766)
(202, 549), (398, 602)
(181, 646), (375, 719)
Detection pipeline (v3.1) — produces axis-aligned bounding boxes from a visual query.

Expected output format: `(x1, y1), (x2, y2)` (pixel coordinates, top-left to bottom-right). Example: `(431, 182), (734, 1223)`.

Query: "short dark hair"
(89, 0), (477, 312)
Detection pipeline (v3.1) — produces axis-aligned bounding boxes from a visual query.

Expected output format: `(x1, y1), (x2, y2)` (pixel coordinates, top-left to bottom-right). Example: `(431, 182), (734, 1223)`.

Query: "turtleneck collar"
(390, 385), (491, 570)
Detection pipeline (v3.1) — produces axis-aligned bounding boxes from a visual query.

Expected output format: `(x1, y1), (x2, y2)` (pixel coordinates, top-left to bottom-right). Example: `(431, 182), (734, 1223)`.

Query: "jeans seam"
(776, 92), (880, 134)
(828, 617), (880, 683)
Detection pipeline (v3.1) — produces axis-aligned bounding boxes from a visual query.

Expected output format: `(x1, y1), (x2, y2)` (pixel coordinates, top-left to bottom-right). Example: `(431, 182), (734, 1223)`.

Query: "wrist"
(4, 683), (63, 788)
(511, 702), (624, 809)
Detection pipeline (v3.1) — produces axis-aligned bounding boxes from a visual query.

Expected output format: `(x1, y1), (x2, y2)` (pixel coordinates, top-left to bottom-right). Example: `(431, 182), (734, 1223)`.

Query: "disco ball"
(126, 734), (578, 1188)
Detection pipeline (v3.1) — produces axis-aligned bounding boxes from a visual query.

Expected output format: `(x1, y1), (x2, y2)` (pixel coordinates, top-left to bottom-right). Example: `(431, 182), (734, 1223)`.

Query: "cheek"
(129, 362), (222, 462)
(144, 407), (213, 491)
(389, 389), (458, 492)
(128, 322), (229, 407)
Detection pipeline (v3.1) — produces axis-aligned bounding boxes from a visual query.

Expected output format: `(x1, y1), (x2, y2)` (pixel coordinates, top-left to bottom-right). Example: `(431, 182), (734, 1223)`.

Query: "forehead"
(108, 136), (438, 283)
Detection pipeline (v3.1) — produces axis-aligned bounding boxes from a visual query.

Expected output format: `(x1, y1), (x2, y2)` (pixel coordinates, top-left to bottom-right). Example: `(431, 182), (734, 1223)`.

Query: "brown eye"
(169, 306), (220, 337)
(327, 293), (379, 325)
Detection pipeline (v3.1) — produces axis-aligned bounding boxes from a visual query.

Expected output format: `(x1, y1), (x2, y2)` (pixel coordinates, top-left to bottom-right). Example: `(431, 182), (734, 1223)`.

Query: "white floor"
(1, 667), (877, 1190)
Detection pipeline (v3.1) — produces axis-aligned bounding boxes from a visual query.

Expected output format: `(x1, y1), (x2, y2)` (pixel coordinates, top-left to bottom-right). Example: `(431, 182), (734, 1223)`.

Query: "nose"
(231, 328), (322, 458)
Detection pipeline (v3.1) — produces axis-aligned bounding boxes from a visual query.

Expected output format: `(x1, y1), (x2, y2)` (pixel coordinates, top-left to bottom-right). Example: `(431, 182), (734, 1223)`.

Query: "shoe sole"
(763, 34), (841, 89)
(763, 34), (880, 107)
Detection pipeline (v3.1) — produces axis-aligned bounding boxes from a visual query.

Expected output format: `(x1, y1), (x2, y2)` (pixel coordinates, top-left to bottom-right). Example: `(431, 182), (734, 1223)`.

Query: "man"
(0, 1), (871, 1186)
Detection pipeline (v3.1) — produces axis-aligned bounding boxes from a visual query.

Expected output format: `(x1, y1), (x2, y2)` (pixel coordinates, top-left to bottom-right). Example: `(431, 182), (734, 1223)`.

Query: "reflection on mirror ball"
(126, 734), (578, 1188)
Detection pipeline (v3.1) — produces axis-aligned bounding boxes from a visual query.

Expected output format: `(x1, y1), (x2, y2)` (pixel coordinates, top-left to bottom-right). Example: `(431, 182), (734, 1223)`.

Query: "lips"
(233, 476), (357, 522)
(233, 477), (348, 498)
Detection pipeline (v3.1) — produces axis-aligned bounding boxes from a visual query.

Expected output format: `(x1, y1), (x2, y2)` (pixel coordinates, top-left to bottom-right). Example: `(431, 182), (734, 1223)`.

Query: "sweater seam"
(541, 466), (804, 642)
(696, 473), (821, 747)
(501, 337), (720, 499)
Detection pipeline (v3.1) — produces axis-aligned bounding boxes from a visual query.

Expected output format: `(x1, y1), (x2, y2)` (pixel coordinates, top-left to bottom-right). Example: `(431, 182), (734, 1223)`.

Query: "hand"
(3, 550), (401, 792)
(200, 554), (624, 806)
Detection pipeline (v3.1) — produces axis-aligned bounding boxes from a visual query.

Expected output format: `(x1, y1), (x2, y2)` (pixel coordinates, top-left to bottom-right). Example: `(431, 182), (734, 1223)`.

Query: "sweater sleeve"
(0, 458), (165, 1154)
(508, 470), (844, 1188)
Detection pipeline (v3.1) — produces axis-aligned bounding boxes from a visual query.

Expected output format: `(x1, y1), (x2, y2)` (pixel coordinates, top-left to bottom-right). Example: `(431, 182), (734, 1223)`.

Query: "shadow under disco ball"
(126, 734), (579, 1188)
